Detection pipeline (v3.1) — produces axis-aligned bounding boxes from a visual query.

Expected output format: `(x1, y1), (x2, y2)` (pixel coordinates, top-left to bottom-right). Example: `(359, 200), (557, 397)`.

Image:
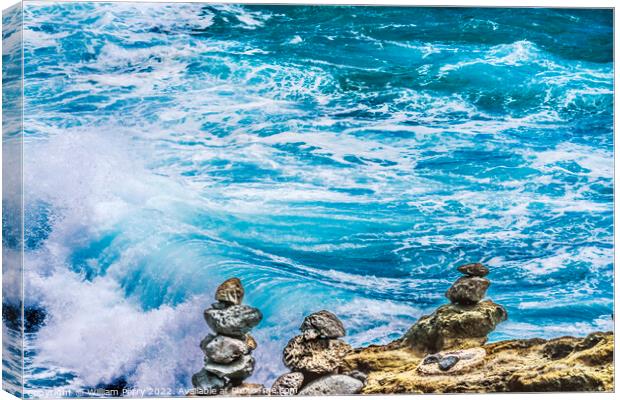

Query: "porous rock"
(300, 310), (346, 340)
(204, 305), (262, 337)
(215, 277), (244, 305)
(445, 276), (490, 305)
(402, 300), (507, 353)
(345, 332), (613, 393)
(270, 372), (304, 395)
(298, 374), (364, 395)
(283, 335), (352, 374)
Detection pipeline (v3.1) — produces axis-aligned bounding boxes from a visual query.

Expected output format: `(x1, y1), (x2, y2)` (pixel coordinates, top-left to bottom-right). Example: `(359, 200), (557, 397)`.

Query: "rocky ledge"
(344, 331), (613, 393)
(344, 262), (613, 393)
(193, 266), (613, 395)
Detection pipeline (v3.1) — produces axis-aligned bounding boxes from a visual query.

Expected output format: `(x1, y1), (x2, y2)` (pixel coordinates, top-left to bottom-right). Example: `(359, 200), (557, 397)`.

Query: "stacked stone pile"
(402, 263), (507, 357)
(271, 310), (365, 396)
(446, 263), (490, 305)
(192, 278), (262, 395)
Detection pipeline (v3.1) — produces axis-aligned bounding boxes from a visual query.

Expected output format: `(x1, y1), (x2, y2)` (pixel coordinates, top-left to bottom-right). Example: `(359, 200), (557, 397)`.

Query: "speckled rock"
(402, 300), (507, 353)
(215, 277), (244, 305)
(298, 374), (364, 395)
(446, 276), (490, 305)
(300, 310), (346, 340)
(283, 335), (352, 374)
(457, 263), (489, 277)
(204, 354), (255, 380)
(203, 335), (249, 364)
(191, 369), (225, 394)
(204, 305), (262, 337)
(270, 372), (304, 395)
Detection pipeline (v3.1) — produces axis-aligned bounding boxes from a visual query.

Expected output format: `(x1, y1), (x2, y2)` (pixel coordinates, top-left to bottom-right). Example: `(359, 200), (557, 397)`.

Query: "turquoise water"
(4, 2), (614, 396)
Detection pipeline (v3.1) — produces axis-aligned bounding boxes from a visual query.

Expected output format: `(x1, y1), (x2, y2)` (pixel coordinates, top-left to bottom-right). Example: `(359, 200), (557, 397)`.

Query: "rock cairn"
(192, 278), (263, 396)
(446, 263), (490, 305)
(271, 310), (365, 395)
(402, 263), (507, 356)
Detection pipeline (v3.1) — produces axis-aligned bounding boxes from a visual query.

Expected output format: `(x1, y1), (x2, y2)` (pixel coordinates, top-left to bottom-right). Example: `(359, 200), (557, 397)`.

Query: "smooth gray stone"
(298, 374), (363, 396)
(422, 354), (441, 365)
(204, 354), (255, 380)
(204, 305), (262, 337)
(346, 370), (368, 383)
(438, 355), (460, 371)
(203, 335), (249, 364)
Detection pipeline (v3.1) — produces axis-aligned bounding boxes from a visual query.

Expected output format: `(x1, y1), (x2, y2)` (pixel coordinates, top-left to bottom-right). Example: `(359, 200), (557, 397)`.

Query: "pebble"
(204, 305), (262, 337)
(203, 335), (249, 364)
(438, 355), (460, 371)
(215, 277), (244, 305)
(298, 374), (363, 396)
(445, 276), (490, 305)
(300, 310), (346, 340)
(270, 372), (304, 395)
(457, 263), (489, 277)
(204, 354), (255, 380)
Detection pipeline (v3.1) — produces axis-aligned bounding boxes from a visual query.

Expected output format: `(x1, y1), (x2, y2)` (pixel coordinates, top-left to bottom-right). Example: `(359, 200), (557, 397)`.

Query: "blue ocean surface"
(5, 1), (614, 396)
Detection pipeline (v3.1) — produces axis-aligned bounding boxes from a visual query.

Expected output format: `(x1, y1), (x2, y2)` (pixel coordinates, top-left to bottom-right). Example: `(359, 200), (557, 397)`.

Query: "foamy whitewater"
(3, 2), (613, 396)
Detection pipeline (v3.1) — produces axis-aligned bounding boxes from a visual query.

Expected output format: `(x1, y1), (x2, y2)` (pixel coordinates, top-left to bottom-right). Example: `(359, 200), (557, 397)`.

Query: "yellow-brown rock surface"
(344, 331), (613, 393)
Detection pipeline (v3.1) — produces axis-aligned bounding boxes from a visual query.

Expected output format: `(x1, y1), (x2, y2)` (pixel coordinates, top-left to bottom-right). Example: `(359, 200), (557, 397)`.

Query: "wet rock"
(191, 369), (225, 394)
(283, 335), (352, 374)
(402, 300), (507, 353)
(203, 335), (249, 364)
(298, 374), (364, 395)
(300, 310), (346, 340)
(457, 263), (489, 277)
(204, 305), (262, 337)
(270, 372), (304, 395)
(422, 354), (441, 365)
(215, 277), (245, 306)
(445, 276), (490, 305)
(204, 354), (255, 380)
(438, 355), (459, 371)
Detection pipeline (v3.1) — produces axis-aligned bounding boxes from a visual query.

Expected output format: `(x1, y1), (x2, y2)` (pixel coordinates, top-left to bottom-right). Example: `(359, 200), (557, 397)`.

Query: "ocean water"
(2, 2), (613, 396)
